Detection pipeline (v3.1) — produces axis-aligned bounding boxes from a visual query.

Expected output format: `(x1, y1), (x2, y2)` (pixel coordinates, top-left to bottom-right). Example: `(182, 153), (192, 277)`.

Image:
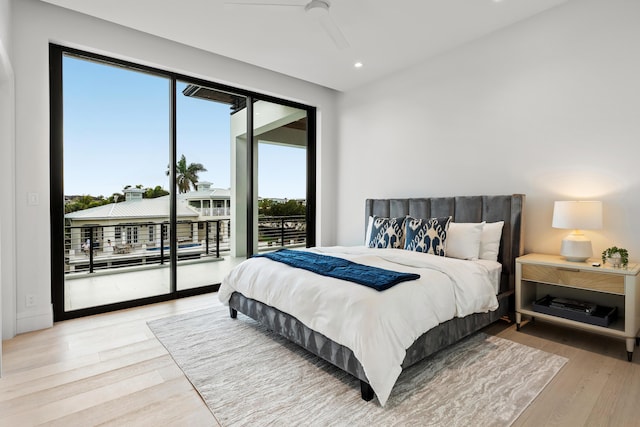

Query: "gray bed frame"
(229, 194), (525, 403)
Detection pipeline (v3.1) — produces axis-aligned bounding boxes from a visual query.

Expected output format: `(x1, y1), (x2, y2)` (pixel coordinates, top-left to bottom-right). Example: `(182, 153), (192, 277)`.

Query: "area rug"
(148, 305), (567, 426)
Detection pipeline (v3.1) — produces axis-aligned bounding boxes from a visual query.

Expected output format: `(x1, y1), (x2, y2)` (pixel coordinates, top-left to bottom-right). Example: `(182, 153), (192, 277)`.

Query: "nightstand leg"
(626, 338), (634, 362)
(516, 313), (521, 331)
(636, 337), (639, 347)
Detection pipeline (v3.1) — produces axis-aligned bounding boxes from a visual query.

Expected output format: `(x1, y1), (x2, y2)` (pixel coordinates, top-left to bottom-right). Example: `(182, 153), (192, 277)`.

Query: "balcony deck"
(63, 215), (306, 313)
(64, 256), (245, 312)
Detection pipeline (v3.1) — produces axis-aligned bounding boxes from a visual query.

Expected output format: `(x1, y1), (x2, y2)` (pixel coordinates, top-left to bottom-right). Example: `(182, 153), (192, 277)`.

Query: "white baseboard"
(16, 304), (53, 334)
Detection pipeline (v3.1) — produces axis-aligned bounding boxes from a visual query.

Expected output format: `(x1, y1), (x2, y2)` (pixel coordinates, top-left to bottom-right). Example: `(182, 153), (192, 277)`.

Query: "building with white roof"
(179, 181), (230, 218)
(65, 185), (231, 254)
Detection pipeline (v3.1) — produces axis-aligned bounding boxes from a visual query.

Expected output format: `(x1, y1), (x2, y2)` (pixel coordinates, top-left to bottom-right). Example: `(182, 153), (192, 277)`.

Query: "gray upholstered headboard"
(364, 194), (525, 295)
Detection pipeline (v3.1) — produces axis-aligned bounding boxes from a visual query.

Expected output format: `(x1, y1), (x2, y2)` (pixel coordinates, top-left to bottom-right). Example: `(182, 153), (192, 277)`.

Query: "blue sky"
(63, 55), (306, 199)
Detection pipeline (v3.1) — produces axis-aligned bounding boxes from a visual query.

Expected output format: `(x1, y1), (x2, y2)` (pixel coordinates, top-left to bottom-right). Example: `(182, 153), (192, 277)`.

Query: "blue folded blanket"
(255, 249), (420, 291)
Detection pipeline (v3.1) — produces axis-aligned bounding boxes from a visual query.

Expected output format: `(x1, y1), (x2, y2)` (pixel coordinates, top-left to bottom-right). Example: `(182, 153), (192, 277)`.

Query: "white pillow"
(446, 222), (484, 260)
(479, 221), (504, 262)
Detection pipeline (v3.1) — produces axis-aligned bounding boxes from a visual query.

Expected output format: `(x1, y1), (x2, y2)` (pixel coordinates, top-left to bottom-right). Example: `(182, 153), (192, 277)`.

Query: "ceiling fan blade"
(224, 1), (303, 7)
(226, 0), (348, 50)
(318, 13), (349, 50)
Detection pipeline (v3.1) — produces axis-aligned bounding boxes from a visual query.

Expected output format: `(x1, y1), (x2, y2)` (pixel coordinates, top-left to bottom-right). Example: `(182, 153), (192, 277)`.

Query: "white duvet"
(218, 246), (499, 406)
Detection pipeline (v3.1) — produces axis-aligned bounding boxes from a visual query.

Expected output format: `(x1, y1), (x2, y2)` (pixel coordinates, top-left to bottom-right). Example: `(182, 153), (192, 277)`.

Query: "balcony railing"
(258, 215), (306, 249)
(192, 207), (231, 217)
(65, 216), (306, 274)
(66, 220), (229, 274)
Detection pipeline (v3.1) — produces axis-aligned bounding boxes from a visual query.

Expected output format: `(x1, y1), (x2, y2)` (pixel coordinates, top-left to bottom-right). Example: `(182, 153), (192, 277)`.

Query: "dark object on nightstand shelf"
(533, 295), (617, 327)
(549, 297), (597, 314)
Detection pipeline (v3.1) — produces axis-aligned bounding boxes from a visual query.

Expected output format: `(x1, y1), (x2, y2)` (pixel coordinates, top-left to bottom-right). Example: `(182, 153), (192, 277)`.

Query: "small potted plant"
(602, 246), (629, 268)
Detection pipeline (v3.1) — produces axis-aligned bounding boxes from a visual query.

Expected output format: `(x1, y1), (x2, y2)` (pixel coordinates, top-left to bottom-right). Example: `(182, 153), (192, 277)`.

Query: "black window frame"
(49, 44), (316, 321)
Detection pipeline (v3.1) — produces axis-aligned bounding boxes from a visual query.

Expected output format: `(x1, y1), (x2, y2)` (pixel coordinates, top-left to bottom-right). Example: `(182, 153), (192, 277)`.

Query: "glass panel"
(254, 101), (308, 253)
(62, 54), (171, 311)
(175, 82), (248, 291)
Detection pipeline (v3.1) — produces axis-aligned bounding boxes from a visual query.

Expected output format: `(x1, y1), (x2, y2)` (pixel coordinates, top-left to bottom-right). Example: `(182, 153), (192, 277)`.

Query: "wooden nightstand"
(516, 253), (640, 361)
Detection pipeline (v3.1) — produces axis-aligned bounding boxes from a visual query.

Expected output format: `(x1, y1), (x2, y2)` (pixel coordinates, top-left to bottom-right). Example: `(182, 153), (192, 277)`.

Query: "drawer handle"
(557, 267), (580, 273)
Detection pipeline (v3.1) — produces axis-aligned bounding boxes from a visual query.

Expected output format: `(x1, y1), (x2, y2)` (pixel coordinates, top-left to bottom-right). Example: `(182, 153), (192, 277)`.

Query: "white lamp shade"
(552, 201), (602, 230)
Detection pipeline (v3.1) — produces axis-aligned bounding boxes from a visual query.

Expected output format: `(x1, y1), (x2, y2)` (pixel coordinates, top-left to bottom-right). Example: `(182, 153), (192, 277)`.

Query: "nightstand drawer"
(521, 264), (625, 295)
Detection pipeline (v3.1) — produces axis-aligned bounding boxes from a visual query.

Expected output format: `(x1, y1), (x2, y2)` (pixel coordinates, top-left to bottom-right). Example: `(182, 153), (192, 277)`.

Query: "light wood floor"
(1, 293), (220, 426)
(1, 293), (639, 426)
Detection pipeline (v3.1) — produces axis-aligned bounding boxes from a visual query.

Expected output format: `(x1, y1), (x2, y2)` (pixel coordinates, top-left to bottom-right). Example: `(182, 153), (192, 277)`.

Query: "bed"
(219, 194), (524, 406)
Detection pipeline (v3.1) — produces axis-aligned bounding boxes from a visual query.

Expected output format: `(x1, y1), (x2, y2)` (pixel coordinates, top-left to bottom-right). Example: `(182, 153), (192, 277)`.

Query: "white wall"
(336, 0), (640, 261)
(8, 0), (338, 335)
(0, 0), (16, 365)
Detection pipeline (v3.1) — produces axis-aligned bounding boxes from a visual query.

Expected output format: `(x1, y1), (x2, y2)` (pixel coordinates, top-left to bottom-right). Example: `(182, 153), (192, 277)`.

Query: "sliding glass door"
(50, 45), (315, 320)
(254, 101), (308, 254)
(60, 53), (172, 312)
(175, 82), (247, 290)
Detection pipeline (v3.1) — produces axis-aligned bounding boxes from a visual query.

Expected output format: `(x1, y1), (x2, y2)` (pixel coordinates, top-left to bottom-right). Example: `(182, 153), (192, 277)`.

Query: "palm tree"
(166, 154), (207, 193)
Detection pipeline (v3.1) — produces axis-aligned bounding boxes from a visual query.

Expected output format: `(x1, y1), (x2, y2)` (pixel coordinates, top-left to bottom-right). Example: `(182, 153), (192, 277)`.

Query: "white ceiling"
(40, 0), (570, 92)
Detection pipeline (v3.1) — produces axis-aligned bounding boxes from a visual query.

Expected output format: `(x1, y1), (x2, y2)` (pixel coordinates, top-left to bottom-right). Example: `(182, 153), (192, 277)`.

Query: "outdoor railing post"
(280, 218), (285, 248)
(216, 220), (220, 258)
(88, 226), (94, 273)
(205, 221), (210, 255)
(160, 223), (165, 265)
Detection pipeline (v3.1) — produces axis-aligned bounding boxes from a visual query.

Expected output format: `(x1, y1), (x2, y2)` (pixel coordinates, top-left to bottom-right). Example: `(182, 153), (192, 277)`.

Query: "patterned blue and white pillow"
(367, 216), (406, 249)
(404, 216), (452, 256)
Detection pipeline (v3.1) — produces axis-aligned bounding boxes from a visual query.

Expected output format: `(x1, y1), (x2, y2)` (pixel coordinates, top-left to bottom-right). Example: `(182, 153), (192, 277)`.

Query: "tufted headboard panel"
(364, 195), (525, 295)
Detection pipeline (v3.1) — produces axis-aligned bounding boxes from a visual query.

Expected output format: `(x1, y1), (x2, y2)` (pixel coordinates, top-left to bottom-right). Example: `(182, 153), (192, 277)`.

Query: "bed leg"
(229, 307), (237, 319)
(360, 381), (374, 401)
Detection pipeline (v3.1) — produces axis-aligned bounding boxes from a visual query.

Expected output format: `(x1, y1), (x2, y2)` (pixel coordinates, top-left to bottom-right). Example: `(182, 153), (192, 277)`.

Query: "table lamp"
(552, 201), (602, 262)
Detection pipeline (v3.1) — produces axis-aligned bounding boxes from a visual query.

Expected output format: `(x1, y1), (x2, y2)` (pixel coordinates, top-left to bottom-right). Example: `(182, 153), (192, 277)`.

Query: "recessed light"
(354, 62), (363, 68)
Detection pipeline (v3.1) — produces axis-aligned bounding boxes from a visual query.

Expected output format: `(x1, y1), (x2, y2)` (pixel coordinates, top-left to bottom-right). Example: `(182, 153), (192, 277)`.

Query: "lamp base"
(560, 234), (592, 262)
